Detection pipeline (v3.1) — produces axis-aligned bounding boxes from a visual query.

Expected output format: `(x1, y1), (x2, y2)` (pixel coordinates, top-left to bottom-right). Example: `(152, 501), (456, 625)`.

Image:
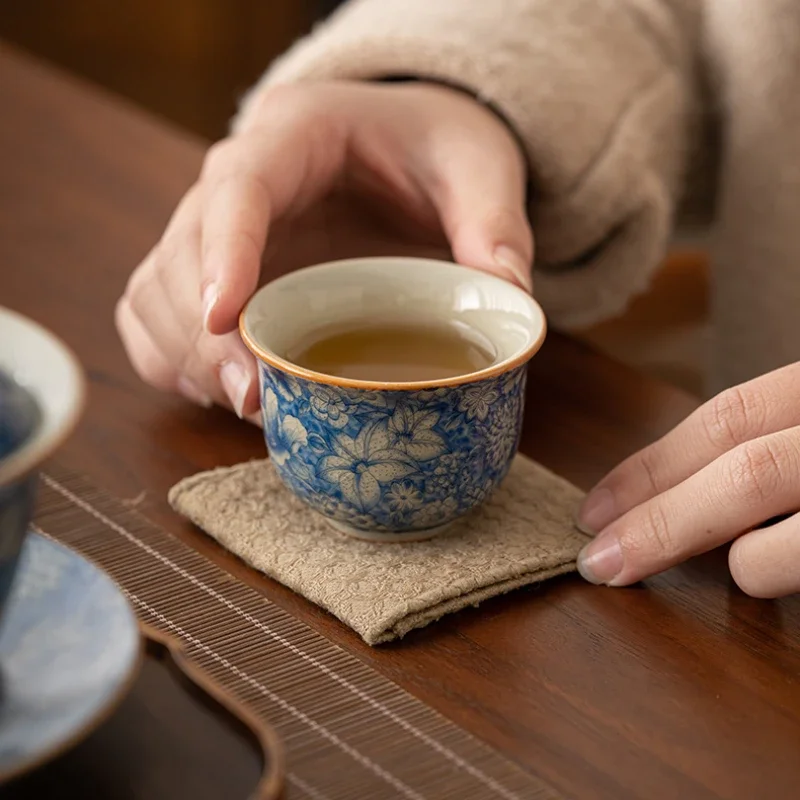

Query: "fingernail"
(202, 282), (220, 332)
(578, 487), (617, 535)
(177, 377), (213, 408)
(494, 245), (532, 293)
(577, 533), (624, 585)
(220, 361), (250, 419)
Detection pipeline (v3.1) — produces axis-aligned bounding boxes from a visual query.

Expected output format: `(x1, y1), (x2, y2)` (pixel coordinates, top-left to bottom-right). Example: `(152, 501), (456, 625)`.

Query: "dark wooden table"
(2, 43), (799, 800)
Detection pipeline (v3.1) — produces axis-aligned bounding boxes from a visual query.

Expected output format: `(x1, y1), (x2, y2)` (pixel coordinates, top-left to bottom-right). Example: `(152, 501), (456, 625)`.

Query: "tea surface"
(286, 322), (495, 382)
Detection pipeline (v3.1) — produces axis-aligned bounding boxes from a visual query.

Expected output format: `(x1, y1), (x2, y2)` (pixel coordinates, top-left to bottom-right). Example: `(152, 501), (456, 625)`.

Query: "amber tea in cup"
(285, 321), (496, 383)
(241, 257), (547, 541)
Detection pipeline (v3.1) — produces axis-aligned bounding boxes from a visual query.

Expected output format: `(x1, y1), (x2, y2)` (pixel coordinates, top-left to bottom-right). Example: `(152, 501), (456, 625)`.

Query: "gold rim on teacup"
(239, 257), (547, 389)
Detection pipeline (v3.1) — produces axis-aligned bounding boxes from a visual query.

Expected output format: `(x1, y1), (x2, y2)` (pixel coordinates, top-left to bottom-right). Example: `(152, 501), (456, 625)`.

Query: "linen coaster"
(168, 455), (588, 645)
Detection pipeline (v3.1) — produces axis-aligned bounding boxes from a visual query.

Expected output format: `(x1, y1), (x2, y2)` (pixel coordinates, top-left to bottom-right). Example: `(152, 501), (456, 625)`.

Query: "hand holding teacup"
(115, 81), (533, 421)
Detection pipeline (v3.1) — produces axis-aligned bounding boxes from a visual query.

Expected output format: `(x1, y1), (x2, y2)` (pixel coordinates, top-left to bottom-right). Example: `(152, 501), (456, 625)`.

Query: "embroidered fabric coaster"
(169, 455), (588, 645)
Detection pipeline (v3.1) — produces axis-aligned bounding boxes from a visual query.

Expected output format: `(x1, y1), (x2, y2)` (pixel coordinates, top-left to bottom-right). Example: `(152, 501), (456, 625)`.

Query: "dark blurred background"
(0, 1), (344, 140)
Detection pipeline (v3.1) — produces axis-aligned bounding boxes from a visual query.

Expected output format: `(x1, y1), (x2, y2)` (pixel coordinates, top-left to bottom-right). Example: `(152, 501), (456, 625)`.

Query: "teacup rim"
(239, 257), (547, 391)
(0, 307), (86, 487)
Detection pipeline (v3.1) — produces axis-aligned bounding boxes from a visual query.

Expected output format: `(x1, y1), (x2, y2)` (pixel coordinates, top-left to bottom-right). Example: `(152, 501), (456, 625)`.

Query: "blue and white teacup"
(0, 307), (85, 617)
(241, 257), (546, 542)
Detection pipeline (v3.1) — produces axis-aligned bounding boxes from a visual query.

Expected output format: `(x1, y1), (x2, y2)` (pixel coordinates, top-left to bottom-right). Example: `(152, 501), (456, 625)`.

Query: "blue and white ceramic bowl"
(241, 257), (547, 542)
(0, 307), (85, 616)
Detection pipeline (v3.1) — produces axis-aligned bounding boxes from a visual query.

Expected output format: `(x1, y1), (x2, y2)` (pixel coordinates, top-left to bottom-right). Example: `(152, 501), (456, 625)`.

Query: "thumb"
(432, 145), (534, 292)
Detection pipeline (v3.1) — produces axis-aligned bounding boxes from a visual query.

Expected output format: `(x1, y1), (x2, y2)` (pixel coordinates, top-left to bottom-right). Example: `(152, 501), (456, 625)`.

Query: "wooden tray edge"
(141, 624), (285, 800)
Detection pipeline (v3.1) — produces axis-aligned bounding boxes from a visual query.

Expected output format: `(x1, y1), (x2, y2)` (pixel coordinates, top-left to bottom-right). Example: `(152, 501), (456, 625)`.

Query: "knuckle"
(136, 355), (175, 392)
(154, 236), (183, 275)
(485, 205), (521, 229)
(125, 249), (167, 315)
(487, 210), (534, 265)
(259, 82), (329, 119)
(636, 446), (664, 495)
(726, 438), (786, 506)
(485, 206), (531, 245)
(174, 343), (199, 382)
(113, 297), (129, 338)
(116, 303), (175, 391)
(179, 331), (217, 381)
(638, 501), (676, 560)
(136, 355), (168, 389)
(124, 263), (149, 312)
(259, 82), (311, 109)
(701, 385), (765, 451)
(245, 84), (329, 141)
(201, 137), (239, 180)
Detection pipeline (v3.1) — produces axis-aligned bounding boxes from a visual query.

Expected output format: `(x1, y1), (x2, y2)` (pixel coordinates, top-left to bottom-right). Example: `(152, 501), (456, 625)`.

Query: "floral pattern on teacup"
(258, 364), (527, 535)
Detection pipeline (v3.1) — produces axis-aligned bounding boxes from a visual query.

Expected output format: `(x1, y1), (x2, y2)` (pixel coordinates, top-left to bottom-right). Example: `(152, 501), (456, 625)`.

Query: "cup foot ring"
(323, 517), (453, 543)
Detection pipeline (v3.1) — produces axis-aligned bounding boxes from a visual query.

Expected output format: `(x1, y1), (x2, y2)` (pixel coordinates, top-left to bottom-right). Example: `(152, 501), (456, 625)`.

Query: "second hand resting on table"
(115, 80), (800, 600)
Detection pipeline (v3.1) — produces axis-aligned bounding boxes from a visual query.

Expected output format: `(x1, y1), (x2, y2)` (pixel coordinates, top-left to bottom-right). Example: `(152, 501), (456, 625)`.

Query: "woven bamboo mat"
(33, 462), (562, 800)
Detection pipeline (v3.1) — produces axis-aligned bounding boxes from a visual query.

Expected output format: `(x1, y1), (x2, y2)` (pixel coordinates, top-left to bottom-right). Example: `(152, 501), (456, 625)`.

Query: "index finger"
(579, 426), (800, 586)
(578, 361), (800, 534)
(200, 108), (346, 335)
(199, 139), (273, 335)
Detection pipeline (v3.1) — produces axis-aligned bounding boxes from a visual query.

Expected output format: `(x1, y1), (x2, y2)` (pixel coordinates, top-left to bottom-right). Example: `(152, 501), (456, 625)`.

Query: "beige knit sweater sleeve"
(235, 0), (703, 329)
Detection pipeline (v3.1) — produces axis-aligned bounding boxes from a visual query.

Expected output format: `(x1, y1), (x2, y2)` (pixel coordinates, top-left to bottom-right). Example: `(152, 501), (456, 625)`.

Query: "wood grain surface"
(2, 44), (799, 800)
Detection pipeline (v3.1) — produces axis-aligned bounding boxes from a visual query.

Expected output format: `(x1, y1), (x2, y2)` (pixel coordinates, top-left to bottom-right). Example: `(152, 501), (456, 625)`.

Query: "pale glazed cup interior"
(241, 257), (547, 542)
(0, 308), (85, 488)
(241, 257), (546, 389)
